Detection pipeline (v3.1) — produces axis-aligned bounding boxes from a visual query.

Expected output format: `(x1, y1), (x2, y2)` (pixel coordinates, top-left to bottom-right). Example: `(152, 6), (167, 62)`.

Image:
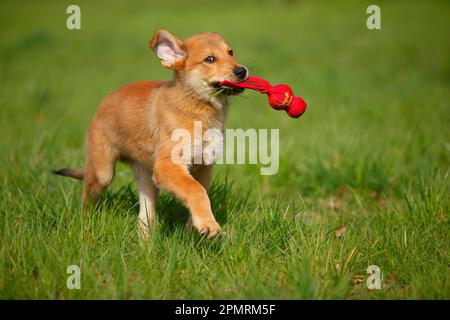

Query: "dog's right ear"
(149, 30), (186, 70)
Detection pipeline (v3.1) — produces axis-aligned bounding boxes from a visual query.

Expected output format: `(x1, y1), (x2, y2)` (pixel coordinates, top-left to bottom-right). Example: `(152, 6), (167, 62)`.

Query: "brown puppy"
(54, 30), (248, 239)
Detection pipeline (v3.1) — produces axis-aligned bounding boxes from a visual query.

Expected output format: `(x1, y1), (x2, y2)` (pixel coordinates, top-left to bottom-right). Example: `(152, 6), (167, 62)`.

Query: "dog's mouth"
(211, 82), (245, 96)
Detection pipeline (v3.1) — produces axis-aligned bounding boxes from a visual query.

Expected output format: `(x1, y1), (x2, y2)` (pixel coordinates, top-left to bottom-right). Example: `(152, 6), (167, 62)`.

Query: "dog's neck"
(166, 78), (228, 127)
(210, 94), (229, 110)
(175, 71), (230, 109)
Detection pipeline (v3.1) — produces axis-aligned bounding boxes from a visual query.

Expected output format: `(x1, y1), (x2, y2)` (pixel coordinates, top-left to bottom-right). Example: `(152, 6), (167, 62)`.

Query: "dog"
(53, 30), (248, 239)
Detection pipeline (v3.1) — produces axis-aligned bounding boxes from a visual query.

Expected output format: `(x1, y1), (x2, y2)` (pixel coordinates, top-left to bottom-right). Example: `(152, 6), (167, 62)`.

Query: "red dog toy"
(220, 76), (307, 118)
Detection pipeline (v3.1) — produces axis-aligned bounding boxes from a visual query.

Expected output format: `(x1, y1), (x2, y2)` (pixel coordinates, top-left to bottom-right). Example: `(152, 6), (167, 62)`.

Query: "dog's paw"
(194, 219), (221, 239)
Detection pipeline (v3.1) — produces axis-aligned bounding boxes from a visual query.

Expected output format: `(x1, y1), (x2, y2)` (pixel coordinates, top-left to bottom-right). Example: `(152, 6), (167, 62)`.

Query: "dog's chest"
(191, 120), (223, 166)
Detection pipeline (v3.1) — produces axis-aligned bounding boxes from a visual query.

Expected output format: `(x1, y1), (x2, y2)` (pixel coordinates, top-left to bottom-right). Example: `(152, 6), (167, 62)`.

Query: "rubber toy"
(220, 76), (307, 118)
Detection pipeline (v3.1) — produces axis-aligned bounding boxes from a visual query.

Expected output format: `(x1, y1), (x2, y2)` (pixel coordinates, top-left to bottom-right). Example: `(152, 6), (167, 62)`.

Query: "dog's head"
(149, 30), (248, 100)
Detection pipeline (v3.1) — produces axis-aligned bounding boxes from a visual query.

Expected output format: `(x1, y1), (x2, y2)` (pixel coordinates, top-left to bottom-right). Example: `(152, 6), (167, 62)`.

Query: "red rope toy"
(220, 76), (307, 118)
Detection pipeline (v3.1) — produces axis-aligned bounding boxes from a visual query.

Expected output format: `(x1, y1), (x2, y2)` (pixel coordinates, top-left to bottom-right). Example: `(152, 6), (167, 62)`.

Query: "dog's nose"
(233, 66), (248, 80)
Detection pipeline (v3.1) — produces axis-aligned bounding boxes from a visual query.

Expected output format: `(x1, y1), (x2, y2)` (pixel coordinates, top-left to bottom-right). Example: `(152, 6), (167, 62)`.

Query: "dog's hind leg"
(132, 163), (159, 238)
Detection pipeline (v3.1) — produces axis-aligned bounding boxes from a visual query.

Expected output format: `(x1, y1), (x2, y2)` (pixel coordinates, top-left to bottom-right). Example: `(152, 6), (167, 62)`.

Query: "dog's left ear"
(149, 29), (186, 70)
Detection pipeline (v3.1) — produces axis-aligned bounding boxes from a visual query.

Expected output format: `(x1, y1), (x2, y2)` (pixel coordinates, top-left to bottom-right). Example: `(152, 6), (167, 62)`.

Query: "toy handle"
(220, 76), (272, 93)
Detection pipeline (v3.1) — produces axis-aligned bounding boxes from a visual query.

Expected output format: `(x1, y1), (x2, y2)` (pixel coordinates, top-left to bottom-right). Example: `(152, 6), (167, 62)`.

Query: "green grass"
(0, 0), (449, 299)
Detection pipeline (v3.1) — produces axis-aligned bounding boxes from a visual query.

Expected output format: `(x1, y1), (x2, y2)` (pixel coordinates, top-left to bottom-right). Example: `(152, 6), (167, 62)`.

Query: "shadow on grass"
(97, 175), (251, 235)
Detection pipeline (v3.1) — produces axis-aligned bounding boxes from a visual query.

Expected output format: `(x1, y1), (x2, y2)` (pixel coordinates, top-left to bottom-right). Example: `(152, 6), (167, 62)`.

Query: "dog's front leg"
(153, 160), (221, 238)
(186, 165), (213, 230)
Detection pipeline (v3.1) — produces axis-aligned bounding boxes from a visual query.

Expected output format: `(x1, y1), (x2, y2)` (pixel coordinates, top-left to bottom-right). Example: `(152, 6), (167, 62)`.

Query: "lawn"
(0, 0), (449, 299)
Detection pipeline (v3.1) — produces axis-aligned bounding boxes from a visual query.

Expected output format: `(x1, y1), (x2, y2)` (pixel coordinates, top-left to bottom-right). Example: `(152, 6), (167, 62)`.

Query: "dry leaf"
(224, 287), (235, 293)
(338, 185), (350, 195)
(335, 225), (347, 237)
(382, 274), (398, 289)
(352, 275), (365, 285)
(320, 197), (346, 211)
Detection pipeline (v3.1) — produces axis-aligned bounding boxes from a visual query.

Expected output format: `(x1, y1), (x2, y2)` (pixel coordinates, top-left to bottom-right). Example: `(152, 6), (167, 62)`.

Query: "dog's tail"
(51, 168), (84, 180)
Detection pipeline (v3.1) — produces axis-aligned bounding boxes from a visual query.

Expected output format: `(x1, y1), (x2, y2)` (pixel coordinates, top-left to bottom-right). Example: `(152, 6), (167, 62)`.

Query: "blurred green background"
(0, 0), (448, 299)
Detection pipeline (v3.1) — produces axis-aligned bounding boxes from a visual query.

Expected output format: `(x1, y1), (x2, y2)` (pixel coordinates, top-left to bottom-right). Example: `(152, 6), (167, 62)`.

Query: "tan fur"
(56, 30), (247, 239)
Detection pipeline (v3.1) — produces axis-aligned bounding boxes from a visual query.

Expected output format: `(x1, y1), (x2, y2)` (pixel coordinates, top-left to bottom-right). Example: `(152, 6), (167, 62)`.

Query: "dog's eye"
(228, 49), (233, 56)
(204, 56), (216, 63)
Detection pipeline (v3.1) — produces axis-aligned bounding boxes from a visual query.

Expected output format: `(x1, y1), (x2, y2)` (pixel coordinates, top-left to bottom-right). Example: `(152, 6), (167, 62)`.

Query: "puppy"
(53, 30), (248, 239)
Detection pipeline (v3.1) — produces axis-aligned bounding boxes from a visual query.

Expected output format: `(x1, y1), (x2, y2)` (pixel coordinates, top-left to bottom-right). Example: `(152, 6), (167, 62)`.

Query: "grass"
(0, 0), (449, 299)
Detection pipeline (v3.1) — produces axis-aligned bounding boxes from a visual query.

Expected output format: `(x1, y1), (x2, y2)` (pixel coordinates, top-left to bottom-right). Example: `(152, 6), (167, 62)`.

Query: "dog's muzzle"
(212, 82), (245, 96)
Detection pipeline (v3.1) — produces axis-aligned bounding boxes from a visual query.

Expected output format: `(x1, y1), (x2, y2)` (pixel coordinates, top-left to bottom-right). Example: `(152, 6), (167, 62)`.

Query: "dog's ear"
(149, 30), (186, 70)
